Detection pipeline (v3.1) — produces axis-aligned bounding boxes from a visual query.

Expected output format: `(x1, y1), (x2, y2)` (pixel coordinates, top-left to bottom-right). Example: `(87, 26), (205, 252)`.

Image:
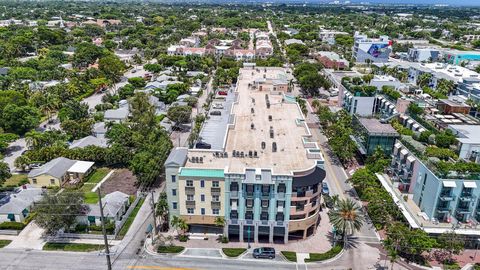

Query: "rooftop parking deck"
(185, 67), (320, 175)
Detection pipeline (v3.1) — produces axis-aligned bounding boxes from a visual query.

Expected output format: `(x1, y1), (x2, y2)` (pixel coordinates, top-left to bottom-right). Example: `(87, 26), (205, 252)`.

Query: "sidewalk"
(5, 222), (45, 250)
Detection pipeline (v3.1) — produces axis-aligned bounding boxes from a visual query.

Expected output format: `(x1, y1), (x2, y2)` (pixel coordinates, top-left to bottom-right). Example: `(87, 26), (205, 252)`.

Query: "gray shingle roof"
(0, 187), (43, 214)
(87, 191), (129, 218)
(164, 148), (188, 167)
(28, 157), (76, 178)
(69, 136), (108, 149)
(104, 107), (129, 120)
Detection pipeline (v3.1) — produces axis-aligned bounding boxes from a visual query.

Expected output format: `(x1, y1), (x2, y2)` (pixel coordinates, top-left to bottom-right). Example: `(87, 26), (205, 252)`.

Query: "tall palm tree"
(328, 198), (365, 244)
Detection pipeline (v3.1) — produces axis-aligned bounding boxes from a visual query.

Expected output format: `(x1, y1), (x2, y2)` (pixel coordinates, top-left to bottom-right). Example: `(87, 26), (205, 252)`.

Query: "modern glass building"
(352, 115), (399, 155)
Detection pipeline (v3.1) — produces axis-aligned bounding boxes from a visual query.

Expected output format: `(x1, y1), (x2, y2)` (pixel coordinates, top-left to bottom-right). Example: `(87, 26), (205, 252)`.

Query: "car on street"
(253, 247), (275, 259)
(218, 90), (228, 96)
(212, 103), (224, 109)
(210, 111), (222, 116)
(322, 182), (329, 195)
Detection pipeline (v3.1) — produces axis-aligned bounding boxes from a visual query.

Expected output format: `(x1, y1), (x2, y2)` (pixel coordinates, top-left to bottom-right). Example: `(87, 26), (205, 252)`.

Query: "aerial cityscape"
(0, 1), (480, 269)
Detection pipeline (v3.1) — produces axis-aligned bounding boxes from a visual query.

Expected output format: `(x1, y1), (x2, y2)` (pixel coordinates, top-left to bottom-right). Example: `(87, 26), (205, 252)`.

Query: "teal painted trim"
(179, 168), (224, 178)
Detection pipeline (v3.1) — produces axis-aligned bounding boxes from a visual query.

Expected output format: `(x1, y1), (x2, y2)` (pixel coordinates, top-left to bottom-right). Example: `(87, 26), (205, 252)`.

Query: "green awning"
(179, 168), (224, 178)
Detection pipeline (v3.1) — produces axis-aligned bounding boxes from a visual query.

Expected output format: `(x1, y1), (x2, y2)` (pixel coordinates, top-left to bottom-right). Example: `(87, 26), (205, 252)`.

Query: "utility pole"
(151, 190), (158, 241)
(97, 187), (112, 270)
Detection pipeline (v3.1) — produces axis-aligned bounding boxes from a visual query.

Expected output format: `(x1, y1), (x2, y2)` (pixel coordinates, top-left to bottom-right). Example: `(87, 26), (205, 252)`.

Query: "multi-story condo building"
(407, 47), (440, 63)
(391, 141), (480, 225)
(164, 67), (326, 243)
(353, 32), (392, 63)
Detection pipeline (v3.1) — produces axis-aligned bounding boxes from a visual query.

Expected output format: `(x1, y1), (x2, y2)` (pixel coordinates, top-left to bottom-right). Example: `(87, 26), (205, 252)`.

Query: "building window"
(200, 180), (205, 188)
(172, 189), (177, 196)
(186, 180), (193, 187)
(201, 194), (205, 201)
(212, 181), (219, 187)
(171, 175), (176, 183)
(50, 179), (55, 185)
(32, 179), (37, 184)
(172, 202), (177, 209)
(213, 209), (219, 215)
(201, 208), (205, 215)
(212, 195), (219, 202)
(187, 195), (194, 201)
(187, 208), (194, 214)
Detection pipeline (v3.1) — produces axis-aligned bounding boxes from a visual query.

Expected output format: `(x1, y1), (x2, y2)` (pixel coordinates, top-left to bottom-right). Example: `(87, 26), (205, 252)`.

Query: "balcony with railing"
(439, 191), (455, 202)
(211, 187), (221, 196)
(185, 186), (195, 195)
(211, 201), (221, 209)
(459, 192), (476, 202)
(436, 206), (450, 214)
(186, 200), (196, 208)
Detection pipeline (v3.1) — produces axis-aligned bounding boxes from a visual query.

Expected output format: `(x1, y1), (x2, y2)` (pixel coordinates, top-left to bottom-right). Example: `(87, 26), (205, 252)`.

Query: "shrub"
(281, 251), (297, 262)
(157, 245), (184, 254)
(305, 245), (343, 262)
(178, 234), (189, 242)
(0, 222), (25, 230)
(222, 248), (246, 257)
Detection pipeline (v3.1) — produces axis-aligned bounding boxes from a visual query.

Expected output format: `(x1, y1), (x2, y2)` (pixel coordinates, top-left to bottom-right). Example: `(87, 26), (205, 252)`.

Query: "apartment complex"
(164, 67), (326, 243)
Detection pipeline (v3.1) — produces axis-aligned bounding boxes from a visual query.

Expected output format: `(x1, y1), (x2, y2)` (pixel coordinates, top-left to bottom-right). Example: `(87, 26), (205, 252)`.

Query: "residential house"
(80, 191), (130, 226)
(0, 186), (43, 223)
(27, 157), (94, 187)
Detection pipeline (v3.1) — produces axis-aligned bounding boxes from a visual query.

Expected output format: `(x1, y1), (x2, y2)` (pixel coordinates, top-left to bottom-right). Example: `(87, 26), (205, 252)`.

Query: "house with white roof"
(27, 157), (94, 187)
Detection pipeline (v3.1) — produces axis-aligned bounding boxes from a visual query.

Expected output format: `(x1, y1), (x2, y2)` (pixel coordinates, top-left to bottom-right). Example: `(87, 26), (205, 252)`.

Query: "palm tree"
(25, 130), (44, 150)
(328, 198), (365, 245)
(156, 192), (169, 231)
(171, 215), (188, 237)
(170, 215), (181, 235)
(214, 216), (226, 237)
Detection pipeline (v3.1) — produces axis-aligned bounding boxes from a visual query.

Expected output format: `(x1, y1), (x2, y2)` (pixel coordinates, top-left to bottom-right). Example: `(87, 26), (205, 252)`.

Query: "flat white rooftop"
(186, 67), (320, 175)
(67, 161), (95, 174)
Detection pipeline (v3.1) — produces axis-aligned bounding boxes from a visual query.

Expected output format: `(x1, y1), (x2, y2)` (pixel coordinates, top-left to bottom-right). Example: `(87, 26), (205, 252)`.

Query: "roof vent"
(251, 108), (255, 114)
(251, 123), (255, 129)
(268, 115), (272, 121)
(224, 152), (228, 158)
(232, 150), (237, 157)
(248, 150), (253, 158)
(252, 98), (255, 104)
(266, 101), (270, 109)
(261, 141), (266, 149)
(254, 151), (258, 157)
(199, 157), (203, 163)
(240, 151), (244, 158)
(272, 142), (277, 152)
(270, 127), (274, 139)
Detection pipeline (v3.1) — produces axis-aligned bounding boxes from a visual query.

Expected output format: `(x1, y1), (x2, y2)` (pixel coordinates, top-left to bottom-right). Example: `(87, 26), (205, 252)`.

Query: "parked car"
(210, 111), (222, 116)
(253, 247), (275, 259)
(195, 141), (211, 149)
(322, 182), (330, 195)
(212, 103), (224, 109)
(218, 90), (228, 96)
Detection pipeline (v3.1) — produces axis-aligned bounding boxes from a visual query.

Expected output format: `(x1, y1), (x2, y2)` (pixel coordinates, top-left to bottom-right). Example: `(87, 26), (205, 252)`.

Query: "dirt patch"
(100, 169), (138, 196)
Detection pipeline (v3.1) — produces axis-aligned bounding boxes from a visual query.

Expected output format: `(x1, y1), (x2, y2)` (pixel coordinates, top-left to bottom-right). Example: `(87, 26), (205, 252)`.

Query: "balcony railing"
(211, 187), (221, 196)
(185, 186), (195, 195)
(439, 194), (455, 201)
(211, 201), (221, 208)
(459, 193), (476, 202)
(186, 201), (196, 208)
(456, 207), (471, 214)
(436, 206), (450, 213)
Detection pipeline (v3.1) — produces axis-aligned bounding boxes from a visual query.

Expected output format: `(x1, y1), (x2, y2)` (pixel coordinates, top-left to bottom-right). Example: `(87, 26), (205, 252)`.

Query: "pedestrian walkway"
(296, 253), (309, 263)
(5, 222), (45, 250)
(180, 248), (222, 258)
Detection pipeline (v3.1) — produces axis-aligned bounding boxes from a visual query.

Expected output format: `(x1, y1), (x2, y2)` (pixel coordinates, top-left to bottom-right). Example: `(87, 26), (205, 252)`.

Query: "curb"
(305, 246), (346, 265)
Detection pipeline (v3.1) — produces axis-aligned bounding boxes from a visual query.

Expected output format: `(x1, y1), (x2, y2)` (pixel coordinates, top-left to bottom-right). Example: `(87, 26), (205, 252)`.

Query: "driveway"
(2, 138), (26, 172)
(5, 222), (45, 250)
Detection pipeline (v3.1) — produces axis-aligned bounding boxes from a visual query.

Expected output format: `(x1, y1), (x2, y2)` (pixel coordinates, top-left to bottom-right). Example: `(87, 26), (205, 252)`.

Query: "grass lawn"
(157, 245), (184, 254)
(2, 174), (28, 187)
(305, 245), (343, 262)
(222, 248), (246, 257)
(117, 198), (145, 238)
(85, 168), (110, 184)
(281, 251), (297, 262)
(43, 242), (105, 252)
(83, 192), (99, 204)
(79, 168), (111, 193)
(0, 240), (12, 248)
